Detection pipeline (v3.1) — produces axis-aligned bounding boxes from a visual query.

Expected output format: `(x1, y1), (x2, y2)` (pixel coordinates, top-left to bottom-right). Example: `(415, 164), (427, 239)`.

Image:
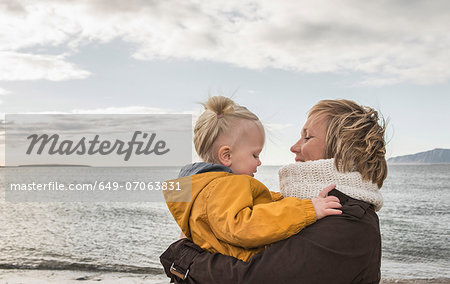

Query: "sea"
(0, 164), (449, 281)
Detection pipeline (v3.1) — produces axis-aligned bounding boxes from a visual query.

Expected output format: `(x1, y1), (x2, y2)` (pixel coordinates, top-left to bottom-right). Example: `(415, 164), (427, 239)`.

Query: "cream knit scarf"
(279, 158), (383, 211)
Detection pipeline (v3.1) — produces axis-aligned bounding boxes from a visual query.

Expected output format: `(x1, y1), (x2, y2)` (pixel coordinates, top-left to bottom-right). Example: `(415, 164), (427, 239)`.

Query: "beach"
(382, 280), (450, 284)
(1, 165), (449, 282)
(0, 269), (168, 284)
(1, 269), (449, 284)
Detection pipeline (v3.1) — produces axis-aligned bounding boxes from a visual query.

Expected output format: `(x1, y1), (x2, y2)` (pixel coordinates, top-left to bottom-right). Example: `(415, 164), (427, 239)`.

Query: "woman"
(160, 99), (387, 284)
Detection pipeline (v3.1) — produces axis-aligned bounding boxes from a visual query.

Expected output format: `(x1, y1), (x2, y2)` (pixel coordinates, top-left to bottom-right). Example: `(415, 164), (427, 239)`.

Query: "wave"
(0, 261), (164, 275)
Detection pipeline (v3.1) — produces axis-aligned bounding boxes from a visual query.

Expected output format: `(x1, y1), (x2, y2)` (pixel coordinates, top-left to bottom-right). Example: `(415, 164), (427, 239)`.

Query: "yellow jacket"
(165, 163), (317, 262)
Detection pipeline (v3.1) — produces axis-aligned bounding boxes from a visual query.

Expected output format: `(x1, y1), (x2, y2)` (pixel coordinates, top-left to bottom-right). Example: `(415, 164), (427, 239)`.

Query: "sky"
(1, 0), (449, 166)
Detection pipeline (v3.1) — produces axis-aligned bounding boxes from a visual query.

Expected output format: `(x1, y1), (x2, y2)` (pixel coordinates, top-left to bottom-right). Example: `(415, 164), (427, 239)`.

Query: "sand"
(381, 280), (450, 284)
(0, 269), (449, 284)
(0, 269), (168, 284)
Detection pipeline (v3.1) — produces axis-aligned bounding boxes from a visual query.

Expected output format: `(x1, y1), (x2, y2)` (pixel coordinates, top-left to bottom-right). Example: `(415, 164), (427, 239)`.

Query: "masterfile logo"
(5, 114), (191, 167)
(26, 131), (170, 162)
(3, 114), (193, 202)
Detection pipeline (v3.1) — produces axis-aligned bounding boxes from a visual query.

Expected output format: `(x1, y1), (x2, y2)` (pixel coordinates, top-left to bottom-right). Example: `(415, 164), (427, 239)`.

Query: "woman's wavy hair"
(309, 99), (387, 187)
(194, 96), (261, 163)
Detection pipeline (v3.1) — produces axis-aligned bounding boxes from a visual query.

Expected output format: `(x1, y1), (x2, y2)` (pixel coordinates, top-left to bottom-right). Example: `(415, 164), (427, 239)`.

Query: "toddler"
(165, 96), (341, 262)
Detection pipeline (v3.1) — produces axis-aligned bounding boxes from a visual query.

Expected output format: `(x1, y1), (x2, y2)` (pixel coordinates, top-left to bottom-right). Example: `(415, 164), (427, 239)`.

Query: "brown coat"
(160, 189), (381, 284)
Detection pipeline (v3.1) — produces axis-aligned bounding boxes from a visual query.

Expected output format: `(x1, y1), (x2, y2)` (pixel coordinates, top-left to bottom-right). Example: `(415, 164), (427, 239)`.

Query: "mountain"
(388, 148), (450, 164)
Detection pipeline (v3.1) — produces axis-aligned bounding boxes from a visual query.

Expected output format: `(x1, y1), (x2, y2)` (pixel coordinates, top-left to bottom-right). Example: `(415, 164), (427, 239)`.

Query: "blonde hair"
(194, 96), (261, 163)
(309, 99), (387, 188)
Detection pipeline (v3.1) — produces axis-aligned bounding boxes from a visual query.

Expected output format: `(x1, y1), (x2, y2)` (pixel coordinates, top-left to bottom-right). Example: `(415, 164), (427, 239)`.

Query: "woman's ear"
(217, 146), (232, 167)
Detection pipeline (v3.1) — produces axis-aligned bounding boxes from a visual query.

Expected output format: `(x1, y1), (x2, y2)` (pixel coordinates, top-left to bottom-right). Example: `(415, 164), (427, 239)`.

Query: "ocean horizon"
(1, 164), (449, 280)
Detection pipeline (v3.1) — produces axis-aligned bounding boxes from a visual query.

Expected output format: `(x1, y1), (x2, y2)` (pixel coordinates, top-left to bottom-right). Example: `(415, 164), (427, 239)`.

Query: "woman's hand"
(312, 184), (342, 220)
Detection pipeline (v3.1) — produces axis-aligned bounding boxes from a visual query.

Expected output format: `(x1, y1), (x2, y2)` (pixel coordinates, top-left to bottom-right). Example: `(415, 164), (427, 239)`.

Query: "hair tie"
(217, 113), (224, 118)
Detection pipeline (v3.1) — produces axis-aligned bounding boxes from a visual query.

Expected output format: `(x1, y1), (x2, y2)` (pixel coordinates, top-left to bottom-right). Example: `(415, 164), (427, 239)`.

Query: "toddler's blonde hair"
(309, 99), (387, 187)
(194, 96), (261, 163)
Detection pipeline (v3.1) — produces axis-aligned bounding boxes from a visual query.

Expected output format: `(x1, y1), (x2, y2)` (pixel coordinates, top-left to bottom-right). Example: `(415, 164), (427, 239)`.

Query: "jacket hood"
(165, 162), (233, 239)
(178, 162), (232, 177)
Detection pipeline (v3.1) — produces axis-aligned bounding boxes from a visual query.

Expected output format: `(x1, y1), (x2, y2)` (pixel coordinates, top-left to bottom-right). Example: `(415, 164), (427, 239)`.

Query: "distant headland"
(388, 148), (450, 164)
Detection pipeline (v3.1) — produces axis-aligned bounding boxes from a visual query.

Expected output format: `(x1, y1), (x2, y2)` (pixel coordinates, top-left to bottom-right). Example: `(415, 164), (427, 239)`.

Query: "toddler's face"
(290, 114), (327, 162)
(229, 123), (264, 177)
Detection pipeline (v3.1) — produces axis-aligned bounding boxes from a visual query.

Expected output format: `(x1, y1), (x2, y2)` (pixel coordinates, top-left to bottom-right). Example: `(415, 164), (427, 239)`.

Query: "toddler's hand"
(312, 184), (342, 220)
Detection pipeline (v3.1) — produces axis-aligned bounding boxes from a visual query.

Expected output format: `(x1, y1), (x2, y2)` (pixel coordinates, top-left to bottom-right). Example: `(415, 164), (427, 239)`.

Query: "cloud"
(0, 87), (11, 95)
(1, 0), (450, 85)
(70, 106), (203, 129)
(0, 87), (8, 104)
(70, 106), (202, 116)
(71, 106), (176, 114)
(0, 52), (91, 81)
(0, 106), (200, 115)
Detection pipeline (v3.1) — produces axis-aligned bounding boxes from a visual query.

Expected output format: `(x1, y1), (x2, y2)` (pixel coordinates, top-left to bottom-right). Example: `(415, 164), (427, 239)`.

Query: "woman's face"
(290, 114), (327, 162)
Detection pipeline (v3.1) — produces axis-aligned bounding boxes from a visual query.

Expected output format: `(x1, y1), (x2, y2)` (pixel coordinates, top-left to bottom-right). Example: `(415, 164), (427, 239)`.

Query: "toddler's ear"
(217, 146), (232, 167)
